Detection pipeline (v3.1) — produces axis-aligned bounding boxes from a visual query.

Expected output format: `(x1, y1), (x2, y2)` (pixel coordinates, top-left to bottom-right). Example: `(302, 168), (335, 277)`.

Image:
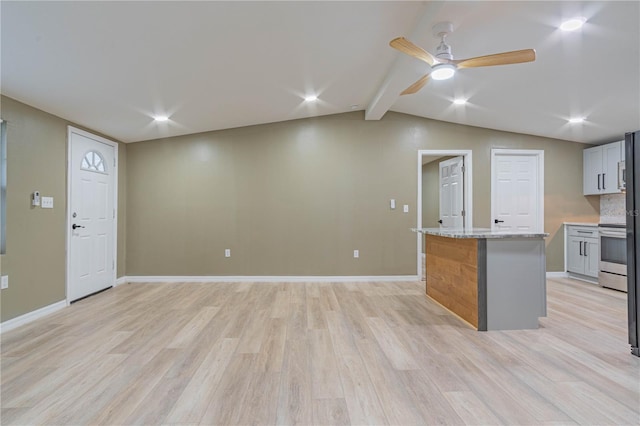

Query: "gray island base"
(413, 228), (549, 331)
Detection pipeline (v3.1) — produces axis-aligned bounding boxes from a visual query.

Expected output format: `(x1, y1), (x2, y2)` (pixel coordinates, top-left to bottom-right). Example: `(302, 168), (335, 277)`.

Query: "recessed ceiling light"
(304, 95), (318, 102)
(153, 115), (169, 122)
(560, 17), (586, 31)
(453, 98), (467, 105)
(568, 117), (585, 124)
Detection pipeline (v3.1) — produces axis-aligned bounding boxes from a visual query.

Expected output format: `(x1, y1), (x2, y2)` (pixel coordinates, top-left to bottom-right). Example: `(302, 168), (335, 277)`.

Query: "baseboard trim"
(0, 300), (67, 334)
(123, 275), (419, 283)
(115, 276), (127, 286)
(566, 272), (599, 285)
(546, 272), (569, 278)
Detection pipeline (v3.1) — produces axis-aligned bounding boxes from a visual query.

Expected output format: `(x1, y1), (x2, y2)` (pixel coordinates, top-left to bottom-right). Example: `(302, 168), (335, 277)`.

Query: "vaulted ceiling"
(2, 1), (639, 144)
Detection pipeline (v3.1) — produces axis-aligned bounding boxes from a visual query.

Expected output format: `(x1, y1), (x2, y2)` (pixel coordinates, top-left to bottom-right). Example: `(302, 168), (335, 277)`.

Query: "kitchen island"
(413, 228), (549, 331)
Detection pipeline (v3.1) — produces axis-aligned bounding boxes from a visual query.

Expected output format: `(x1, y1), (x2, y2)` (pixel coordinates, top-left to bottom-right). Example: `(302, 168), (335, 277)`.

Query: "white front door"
(68, 127), (117, 302)
(491, 150), (543, 232)
(439, 156), (464, 229)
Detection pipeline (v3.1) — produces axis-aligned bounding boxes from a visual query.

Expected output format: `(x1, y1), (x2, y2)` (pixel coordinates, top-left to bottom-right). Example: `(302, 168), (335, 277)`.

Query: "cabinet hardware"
(584, 243), (587, 257)
(494, 219), (505, 224)
(597, 174), (601, 190)
(603, 173), (606, 190)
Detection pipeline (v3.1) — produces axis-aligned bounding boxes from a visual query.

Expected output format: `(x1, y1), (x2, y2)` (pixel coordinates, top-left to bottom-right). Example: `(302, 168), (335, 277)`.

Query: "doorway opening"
(417, 149), (473, 279)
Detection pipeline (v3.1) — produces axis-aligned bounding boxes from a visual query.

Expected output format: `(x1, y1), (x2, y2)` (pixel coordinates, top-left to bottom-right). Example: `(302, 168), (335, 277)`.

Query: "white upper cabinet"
(583, 140), (624, 195)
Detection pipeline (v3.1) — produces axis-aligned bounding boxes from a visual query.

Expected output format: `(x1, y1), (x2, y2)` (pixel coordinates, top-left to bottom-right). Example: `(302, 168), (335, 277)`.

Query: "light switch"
(225, 249), (231, 258)
(41, 196), (54, 209)
(353, 250), (359, 258)
(390, 199), (396, 209)
(403, 204), (409, 213)
(1, 276), (8, 290)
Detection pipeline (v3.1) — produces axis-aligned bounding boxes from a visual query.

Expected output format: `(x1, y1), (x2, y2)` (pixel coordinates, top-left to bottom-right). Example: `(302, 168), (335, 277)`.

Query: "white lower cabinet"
(566, 225), (599, 281)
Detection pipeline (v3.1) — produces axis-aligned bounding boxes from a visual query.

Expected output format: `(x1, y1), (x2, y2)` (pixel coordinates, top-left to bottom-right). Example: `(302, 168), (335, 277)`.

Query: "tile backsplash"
(600, 193), (626, 224)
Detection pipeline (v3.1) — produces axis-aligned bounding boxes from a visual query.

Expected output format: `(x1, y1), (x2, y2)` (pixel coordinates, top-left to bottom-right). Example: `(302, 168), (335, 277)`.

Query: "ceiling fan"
(390, 22), (536, 95)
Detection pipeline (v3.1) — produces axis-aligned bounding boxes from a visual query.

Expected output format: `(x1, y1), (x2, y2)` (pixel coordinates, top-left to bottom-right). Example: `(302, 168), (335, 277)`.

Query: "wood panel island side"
(414, 228), (549, 331)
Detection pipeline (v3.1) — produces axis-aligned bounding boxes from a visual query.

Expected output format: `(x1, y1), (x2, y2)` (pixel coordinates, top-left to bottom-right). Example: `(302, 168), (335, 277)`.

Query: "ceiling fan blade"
(453, 49), (536, 69)
(401, 74), (430, 95)
(390, 37), (437, 66)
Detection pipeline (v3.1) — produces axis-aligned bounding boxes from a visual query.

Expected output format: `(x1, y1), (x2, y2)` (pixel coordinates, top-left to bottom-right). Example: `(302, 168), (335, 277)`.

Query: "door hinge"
(461, 210), (466, 216)
(113, 158), (116, 167)
(113, 209), (115, 219)
(112, 260), (115, 270)
(461, 165), (465, 173)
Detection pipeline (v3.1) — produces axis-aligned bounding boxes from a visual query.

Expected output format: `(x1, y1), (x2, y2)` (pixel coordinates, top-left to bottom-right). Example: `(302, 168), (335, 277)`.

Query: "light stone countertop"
(412, 228), (549, 239)
(563, 222), (599, 227)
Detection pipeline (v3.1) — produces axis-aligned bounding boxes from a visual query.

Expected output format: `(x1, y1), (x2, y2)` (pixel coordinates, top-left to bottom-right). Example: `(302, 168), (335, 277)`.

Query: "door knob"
(438, 220), (443, 224)
(72, 224), (85, 230)
(494, 219), (505, 224)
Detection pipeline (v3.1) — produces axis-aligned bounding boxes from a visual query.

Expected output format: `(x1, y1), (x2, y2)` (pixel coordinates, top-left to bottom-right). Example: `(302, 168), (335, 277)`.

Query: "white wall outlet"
(225, 249), (231, 258)
(390, 199), (396, 209)
(403, 204), (409, 213)
(41, 196), (54, 209)
(1, 275), (8, 290)
(353, 249), (359, 258)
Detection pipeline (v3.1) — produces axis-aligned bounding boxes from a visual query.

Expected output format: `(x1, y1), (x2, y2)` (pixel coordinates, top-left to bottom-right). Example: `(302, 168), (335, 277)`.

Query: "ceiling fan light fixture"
(153, 115), (169, 122)
(568, 117), (585, 124)
(431, 63), (456, 81)
(304, 95), (318, 102)
(453, 98), (467, 105)
(560, 17), (586, 31)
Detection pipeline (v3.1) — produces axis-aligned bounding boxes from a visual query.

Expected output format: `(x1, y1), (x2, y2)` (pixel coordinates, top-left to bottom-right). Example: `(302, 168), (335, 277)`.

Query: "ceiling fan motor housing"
(432, 21), (454, 61)
(436, 40), (453, 61)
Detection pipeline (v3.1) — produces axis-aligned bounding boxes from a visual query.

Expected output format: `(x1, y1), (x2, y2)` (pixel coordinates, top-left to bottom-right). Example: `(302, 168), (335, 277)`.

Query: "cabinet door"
(567, 236), (585, 273)
(602, 141), (622, 194)
(584, 238), (600, 278)
(584, 147), (603, 195)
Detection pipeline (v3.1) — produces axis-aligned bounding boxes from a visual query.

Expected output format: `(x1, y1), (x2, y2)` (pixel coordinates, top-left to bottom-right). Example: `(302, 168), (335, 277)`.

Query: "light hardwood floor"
(2, 277), (639, 425)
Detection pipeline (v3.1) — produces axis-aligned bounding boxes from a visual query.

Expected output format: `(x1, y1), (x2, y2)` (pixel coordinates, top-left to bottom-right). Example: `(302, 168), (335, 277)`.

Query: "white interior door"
(68, 128), (117, 302)
(439, 156), (464, 229)
(491, 150), (543, 232)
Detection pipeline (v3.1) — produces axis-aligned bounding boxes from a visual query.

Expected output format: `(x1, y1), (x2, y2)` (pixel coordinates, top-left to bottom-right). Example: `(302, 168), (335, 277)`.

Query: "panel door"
(567, 236), (585, 274)
(69, 130), (116, 302)
(439, 161), (451, 228)
(439, 156), (464, 229)
(603, 141), (622, 194)
(492, 154), (540, 232)
(584, 238), (600, 278)
(583, 146), (603, 195)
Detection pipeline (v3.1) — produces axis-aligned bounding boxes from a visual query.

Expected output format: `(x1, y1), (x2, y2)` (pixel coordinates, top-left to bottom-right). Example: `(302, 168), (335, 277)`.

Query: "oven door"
(600, 230), (627, 275)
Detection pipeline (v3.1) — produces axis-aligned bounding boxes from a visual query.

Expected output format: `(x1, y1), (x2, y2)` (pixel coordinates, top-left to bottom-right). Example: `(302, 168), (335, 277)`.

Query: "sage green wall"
(0, 96), (127, 322)
(0, 98), (598, 322)
(126, 111), (598, 276)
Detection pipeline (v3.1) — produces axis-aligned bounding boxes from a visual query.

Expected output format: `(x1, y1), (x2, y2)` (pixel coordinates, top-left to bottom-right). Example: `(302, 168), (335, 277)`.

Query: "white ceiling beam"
(365, 2), (446, 121)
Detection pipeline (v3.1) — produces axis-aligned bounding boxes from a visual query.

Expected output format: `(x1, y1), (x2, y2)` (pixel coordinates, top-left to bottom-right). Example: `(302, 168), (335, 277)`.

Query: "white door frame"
(490, 149), (544, 232)
(66, 126), (118, 304)
(417, 149), (473, 278)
